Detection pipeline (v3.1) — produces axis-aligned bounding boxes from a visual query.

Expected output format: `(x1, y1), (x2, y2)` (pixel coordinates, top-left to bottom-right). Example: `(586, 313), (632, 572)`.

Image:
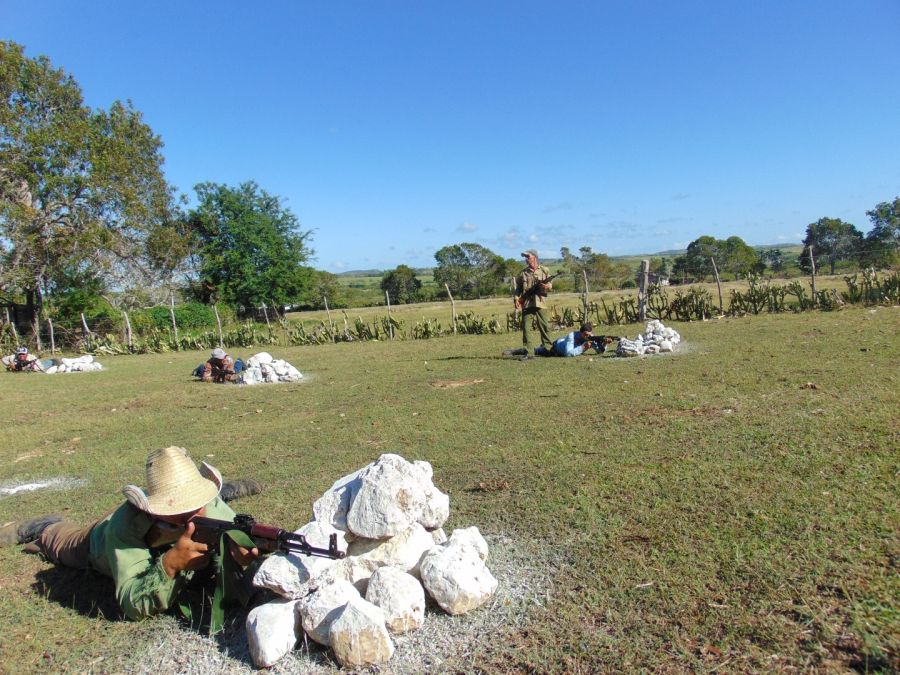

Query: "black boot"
(0, 515), (63, 546)
(502, 347), (529, 357)
(220, 478), (262, 502)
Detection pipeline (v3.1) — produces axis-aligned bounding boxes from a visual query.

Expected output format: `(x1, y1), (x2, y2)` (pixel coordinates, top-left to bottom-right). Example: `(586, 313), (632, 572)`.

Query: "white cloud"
(458, 221), (478, 232)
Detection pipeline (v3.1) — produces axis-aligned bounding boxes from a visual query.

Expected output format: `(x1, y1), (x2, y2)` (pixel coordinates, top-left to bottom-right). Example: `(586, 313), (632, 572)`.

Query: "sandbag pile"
(239, 351), (302, 385)
(616, 319), (681, 357)
(246, 454), (498, 668)
(44, 355), (104, 373)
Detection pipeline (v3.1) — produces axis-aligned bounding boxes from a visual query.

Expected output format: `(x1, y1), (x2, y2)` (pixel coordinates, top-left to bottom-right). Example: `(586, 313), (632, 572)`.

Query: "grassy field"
(1, 305), (897, 672)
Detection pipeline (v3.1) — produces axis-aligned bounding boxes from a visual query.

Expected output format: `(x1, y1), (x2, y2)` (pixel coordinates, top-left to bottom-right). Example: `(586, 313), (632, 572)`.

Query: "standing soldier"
(511, 249), (553, 356)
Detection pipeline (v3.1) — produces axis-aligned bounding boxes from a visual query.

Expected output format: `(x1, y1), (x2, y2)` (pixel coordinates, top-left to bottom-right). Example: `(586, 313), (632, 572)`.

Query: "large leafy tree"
(672, 235), (762, 280)
(722, 236), (764, 277)
(672, 236), (720, 280)
(0, 41), (181, 330)
(381, 264), (421, 304)
(187, 181), (314, 313)
(760, 248), (787, 274)
(800, 217), (864, 274)
(433, 242), (504, 298)
(561, 246), (632, 289)
(861, 197), (900, 268)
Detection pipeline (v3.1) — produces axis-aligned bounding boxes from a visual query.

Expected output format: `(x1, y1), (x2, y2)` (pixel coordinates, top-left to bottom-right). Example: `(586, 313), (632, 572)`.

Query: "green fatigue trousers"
(521, 306), (552, 349)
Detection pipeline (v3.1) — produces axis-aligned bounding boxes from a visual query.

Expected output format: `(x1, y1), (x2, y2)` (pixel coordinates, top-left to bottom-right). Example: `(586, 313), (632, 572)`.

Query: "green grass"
(1, 306), (898, 671)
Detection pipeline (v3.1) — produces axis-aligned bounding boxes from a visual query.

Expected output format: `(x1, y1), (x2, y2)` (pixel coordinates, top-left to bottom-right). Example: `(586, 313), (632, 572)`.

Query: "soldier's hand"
(162, 521), (211, 578)
(229, 540), (260, 567)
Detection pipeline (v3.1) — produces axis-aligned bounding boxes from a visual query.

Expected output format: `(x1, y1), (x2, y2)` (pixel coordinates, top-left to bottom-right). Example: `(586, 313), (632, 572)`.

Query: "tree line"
(2, 40), (898, 340)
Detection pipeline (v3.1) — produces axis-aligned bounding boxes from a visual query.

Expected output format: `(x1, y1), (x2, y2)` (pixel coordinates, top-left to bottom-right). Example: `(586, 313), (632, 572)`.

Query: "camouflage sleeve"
(104, 509), (184, 620)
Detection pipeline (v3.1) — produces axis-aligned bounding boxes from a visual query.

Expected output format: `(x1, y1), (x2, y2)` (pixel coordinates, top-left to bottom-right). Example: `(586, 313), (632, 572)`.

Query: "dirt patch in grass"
(429, 378), (485, 388)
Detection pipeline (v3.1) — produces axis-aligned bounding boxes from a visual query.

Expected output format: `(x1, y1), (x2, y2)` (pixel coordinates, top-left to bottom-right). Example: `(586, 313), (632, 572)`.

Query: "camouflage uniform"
(515, 264), (553, 349)
(202, 355), (236, 383)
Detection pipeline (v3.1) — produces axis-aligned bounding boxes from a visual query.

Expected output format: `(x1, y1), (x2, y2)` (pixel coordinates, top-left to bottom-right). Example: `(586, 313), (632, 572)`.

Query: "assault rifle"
(515, 271), (562, 307)
(146, 513), (346, 559)
(585, 335), (624, 353)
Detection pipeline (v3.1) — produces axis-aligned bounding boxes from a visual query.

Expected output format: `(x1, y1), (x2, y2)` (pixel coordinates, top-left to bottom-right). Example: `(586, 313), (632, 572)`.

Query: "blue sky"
(3, 1), (899, 272)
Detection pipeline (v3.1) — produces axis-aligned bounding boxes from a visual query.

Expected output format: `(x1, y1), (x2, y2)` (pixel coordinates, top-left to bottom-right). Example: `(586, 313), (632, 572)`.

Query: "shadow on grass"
(32, 566), (122, 620)
(436, 355), (510, 361)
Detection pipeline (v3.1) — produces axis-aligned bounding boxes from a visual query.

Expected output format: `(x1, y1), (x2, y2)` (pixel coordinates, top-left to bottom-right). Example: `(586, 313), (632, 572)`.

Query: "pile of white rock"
(246, 454), (498, 668)
(239, 351), (302, 385)
(616, 319), (681, 357)
(44, 354), (104, 373)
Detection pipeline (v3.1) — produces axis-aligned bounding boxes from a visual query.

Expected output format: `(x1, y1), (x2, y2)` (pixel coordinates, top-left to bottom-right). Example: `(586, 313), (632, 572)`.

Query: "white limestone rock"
(245, 599), (300, 668)
(329, 597), (395, 668)
(346, 455), (428, 539)
(616, 338), (644, 357)
(313, 468), (365, 531)
(297, 580), (361, 646)
(365, 566), (426, 634)
(420, 543), (498, 615)
(312, 555), (385, 595)
(314, 455), (449, 538)
(618, 320), (681, 357)
(247, 351), (274, 366)
(253, 553), (311, 599)
(431, 527), (448, 545)
(252, 522), (346, 599)
(347, 522), (435, 576)
(242, 353), (302, 384)
(447, 526), (489, 562)
(419, 485), (450, 531)
(50, 354), (103, 373)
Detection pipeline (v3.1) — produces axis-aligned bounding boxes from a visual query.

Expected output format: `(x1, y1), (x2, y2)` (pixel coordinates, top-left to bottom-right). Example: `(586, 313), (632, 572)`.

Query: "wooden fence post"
(581, 269), (590, 320)
(47, 316), (56, 355)
(808, 246), (818, 306)
(323, 296), (335, 343)
(213, 304), (224, 346)
(32, 318), (42, 351)
(638, 259), (649, 322)
(169, 293), (179, 350)
(80, 312), (92, 350)
(710, 257), (724, 314)
(261, 303), (271, 328)
(385, 291), (394, 340)
(5, 308), (19, 346)
(123, 311), (133, 352)
(445, 283), (457, 334)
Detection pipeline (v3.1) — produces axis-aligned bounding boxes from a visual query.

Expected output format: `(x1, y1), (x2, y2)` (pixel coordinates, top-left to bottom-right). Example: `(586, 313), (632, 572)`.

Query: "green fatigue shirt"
(516, 264), (553, 309)
(87, 497), (236, 620)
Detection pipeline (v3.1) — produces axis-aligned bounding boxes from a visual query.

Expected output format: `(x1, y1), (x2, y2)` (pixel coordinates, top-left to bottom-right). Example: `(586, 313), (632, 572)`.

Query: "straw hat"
(122, 446), (222, 516)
